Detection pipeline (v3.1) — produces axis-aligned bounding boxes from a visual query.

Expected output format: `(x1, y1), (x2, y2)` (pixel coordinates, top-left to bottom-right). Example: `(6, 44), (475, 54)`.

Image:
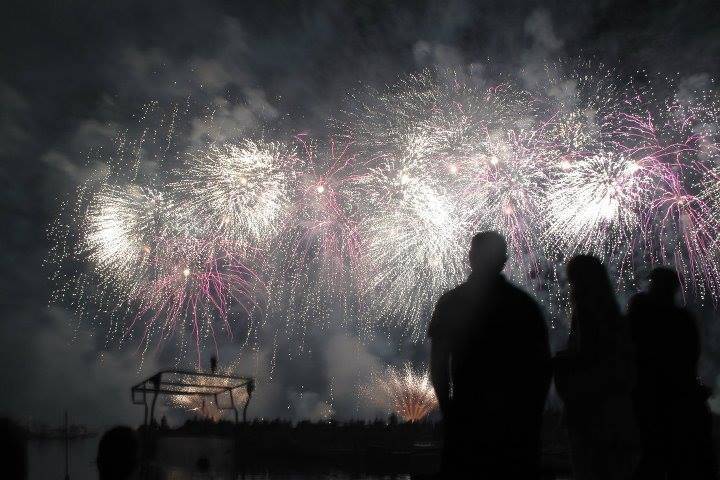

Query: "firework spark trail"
(129, 236), (262, 363)
(81, 184), (265, 362)
(167, 367), (250, 422)
(264, 136), (367, 342)
(173, 139), (296, 247)
(357, 159), (469, 338)
(363, 363), (438, 422)
(543, 150), (655, 256)
(648, 170), (720, 298)
(686, 95), (720, 279)
(289, 136), (364, 295)
(461, 127), (551, 280)
(51, 68), (720, 360)
(634, 95), (720, 299)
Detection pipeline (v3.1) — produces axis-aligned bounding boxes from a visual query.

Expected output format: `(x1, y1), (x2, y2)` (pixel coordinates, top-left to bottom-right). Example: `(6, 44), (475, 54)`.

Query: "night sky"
(2, 0), (720, 428)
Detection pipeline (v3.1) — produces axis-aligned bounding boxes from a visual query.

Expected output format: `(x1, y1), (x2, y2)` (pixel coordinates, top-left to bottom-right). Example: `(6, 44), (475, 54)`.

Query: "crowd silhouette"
(430, 230), (718, 479)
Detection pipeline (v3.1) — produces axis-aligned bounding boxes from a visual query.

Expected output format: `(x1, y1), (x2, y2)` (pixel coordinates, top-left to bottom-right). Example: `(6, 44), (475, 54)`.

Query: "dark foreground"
(29, 413), (720, 479)
(141, 413), (572, 479)
(29, 413), (573, 479)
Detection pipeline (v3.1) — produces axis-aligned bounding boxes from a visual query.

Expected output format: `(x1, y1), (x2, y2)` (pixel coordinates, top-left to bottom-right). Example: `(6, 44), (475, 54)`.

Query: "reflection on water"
(164, 473), (410, 480)
(29, 437), (100, 480)
(28, 438), (412, 480)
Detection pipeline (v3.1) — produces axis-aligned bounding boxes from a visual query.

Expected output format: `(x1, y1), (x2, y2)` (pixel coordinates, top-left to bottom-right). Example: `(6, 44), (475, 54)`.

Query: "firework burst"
(365, 363), (438, 422)
(82, 185), (166, 295)
(51, 67), (720, 361)
(356, 159), (469, 338)
(345, 71), (501, 336)
(173, 139), (295, 247)
(461, 127), (551, 280)
(61, 180), (262, 362)
(264, 136), (366, 341)
(543, 151), (655, 256)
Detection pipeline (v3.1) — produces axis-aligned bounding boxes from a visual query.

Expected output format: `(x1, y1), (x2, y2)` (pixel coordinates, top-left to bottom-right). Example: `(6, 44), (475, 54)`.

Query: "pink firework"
(128, 236), (263, 363)
(264, 135), (366, 338)
(78, 185), (264, 364)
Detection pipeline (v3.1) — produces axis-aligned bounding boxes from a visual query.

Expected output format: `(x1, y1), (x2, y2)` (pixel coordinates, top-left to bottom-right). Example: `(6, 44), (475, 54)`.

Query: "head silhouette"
(566, 255), (619, 309)
(469, 231), (507, 276)
(97, 426), (139, 480)
(648, 267), (680, 300)
(566, 255), (621, 350)
(567, 255), (613, 299)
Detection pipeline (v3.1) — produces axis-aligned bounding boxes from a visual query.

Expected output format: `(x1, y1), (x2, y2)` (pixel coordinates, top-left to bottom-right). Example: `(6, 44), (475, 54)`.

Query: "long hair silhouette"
(566, 255), (622, 355)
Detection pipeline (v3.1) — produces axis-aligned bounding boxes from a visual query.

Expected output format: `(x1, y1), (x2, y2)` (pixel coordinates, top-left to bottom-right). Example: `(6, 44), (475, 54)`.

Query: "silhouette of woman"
(554, 255), (638, 480)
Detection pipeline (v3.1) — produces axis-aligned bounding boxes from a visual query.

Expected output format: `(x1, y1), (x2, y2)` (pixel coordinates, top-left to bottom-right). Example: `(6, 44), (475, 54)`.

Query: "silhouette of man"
(629, 268), (717, 479)
(429, 231), (551, 477)
(97, 426), (139, 480)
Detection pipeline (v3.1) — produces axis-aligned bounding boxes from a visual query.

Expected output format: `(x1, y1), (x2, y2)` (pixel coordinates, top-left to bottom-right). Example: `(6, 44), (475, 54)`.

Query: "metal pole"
(150, 390), (159, 426)
(243, 380), (254, 423)
(150, 374), (161, 426)
(64, 410), (70, 480)
(228, 389), (238, 424)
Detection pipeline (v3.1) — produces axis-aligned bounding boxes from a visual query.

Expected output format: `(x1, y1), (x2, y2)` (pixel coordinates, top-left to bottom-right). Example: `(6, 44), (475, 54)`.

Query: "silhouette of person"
(629, 267), (717, 479)
(96, 426), (139, 480)
(0, 418), (27, 480)
(429, 231), (551, 477)
(554, 255), (637, 480)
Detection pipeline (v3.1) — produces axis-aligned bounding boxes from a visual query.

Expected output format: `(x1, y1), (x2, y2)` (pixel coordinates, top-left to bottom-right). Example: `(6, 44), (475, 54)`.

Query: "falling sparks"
(167, 368), (250, 422)
(172, 139), (296, 247)
(264, 136), (366, 342)
(357, 160), (468, 337)
(51, 67), (720, 362)
(544, 152), (654, 255)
